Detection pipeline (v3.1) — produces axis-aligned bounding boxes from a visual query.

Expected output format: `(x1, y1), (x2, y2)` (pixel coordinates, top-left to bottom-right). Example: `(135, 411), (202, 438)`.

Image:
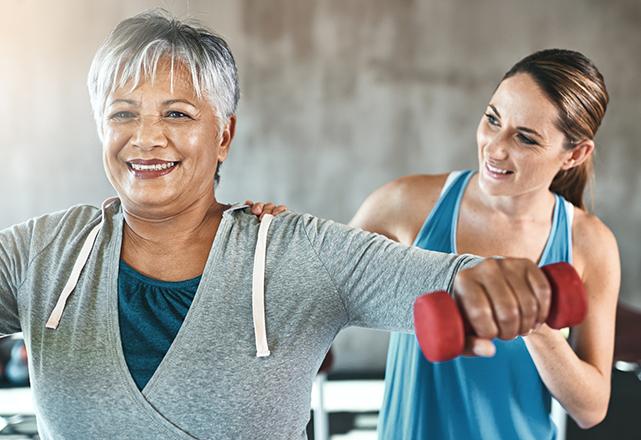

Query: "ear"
(217, 115), (237, 163)
(560, 139), (594, 171)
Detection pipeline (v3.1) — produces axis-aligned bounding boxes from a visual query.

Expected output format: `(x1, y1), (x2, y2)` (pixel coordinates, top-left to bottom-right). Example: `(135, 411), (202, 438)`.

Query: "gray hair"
(87, 9), (240, 140)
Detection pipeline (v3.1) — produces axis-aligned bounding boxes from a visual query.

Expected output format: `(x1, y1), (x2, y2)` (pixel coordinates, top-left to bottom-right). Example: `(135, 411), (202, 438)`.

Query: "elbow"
(573, 404), (608, 430)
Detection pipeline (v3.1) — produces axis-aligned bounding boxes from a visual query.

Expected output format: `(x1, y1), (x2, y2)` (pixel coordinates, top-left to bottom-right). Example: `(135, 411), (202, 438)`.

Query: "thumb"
(462, 336), (496, 358)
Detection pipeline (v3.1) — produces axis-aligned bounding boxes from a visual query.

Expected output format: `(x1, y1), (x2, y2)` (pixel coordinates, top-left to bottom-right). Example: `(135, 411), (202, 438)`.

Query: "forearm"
(524, 326), (610, 428)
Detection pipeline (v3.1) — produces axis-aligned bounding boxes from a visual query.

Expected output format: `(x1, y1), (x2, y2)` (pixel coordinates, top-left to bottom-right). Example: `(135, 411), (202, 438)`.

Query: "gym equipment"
(414, 262), (587, 362)
(4, 339), (29, 386)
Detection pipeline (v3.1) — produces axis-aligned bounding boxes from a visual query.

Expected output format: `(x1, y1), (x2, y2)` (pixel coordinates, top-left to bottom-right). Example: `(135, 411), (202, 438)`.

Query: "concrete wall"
(1, 0), (640, 372)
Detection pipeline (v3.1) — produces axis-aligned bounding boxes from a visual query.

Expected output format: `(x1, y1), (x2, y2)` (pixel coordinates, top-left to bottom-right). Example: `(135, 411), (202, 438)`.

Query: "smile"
(126, 160), (180, 179)
(485, 162), (513, 177)
(129, 161), (177, 171)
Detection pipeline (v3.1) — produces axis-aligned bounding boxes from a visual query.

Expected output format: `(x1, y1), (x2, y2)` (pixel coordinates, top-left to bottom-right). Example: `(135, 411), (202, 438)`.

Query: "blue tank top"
(378, 170), (574, 440)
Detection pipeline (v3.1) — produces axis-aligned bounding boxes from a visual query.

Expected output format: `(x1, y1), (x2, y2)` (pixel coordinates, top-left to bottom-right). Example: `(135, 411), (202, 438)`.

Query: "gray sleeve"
(300, 214), (481, 332)
(0, 220), (33, 335)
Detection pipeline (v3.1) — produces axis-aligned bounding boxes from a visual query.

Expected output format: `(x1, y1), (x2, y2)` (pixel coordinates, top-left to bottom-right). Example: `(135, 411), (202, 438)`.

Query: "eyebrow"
(516, 126), (543, 139)
(488, 104), (543, 139)
(108, 98), (138, 107)
(164, 99), (197, 108)
(107, 98), (197, 108)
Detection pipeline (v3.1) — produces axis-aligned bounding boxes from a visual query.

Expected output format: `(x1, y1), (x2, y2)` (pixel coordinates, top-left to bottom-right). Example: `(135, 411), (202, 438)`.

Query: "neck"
(122, 195), (227, 252)
(471, 174), (556, 222)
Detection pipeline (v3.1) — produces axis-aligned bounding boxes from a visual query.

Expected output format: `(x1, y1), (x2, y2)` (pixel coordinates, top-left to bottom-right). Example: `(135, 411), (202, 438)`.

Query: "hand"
(245, 200), (288, 220)
(453, 257), (551, 357)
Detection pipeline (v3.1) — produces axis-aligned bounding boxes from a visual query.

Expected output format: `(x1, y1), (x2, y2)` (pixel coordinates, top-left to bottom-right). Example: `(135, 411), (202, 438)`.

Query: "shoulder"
(571, 208), (620, 288)
(0, 204), (101, 285)
(2, 204), (100, 239)
(17, 204), (101, 255)
(349, 173), (450, 244)
(31, 204), (101, 238)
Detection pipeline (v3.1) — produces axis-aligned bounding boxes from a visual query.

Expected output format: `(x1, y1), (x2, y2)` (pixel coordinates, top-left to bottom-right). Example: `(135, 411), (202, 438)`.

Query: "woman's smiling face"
(102, 60), (233, 218)
(476, 73), (574, 198)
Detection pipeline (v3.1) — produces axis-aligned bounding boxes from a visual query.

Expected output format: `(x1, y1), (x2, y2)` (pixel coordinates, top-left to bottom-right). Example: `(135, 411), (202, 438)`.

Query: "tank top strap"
(413, 170), (474, 253)
(539, 194), (574, 266)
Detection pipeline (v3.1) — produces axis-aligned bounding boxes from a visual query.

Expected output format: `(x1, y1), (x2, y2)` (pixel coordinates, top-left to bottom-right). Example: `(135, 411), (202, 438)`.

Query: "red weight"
(414, 291), (465, 362)
(541, 262), (587, 329)
(414, 262), (587, 362)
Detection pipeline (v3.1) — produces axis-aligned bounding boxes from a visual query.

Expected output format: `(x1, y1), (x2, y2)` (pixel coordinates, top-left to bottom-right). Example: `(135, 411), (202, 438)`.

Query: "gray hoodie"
(0, 201), (478, 439)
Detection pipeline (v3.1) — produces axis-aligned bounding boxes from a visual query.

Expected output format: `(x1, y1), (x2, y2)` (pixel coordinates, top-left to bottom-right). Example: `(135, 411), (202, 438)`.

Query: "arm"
(300, 214), (551, 349)
(524, 214), (620, 428)
(348, 174), (505, 355)
(0, 221), (33, 335)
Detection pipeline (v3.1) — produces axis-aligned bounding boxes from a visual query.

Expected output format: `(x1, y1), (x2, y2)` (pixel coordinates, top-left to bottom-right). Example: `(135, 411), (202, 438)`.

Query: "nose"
(483, 133), (509, 161)
(132, 115), (167, 151)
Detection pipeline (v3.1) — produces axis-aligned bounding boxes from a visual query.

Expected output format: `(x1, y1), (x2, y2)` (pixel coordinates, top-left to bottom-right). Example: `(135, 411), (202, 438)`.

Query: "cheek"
(476, 123), (489, 150)
(186, 129), (220, 160)
(102, 127), (127, 157)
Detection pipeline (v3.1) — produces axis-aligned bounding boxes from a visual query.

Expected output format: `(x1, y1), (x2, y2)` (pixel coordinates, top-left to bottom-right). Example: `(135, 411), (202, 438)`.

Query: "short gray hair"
(87, 9), (240, 139)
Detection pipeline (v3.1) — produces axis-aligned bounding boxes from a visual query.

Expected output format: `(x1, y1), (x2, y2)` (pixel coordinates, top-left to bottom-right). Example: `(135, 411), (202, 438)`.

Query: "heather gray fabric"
(0, 202), (479, 439)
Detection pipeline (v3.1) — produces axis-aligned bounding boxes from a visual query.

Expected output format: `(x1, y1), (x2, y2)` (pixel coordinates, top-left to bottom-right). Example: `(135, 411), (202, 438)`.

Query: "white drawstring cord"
(252, 214), (273, 357)
(46, 197), (118, 330)
(47, 199), (274, 359)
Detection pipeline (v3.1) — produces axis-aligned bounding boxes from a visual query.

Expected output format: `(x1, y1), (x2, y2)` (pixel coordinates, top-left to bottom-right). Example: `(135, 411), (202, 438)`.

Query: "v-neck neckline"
(106, 204), (236, 418)
(451, 172), (560, 266)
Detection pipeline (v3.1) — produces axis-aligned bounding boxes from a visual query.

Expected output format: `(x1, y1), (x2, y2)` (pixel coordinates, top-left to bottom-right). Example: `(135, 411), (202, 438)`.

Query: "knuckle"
(522, 300), (538, 319)
(496, 307), (519, 325)
(476, 325), (498, 339)
(482, 258), (501, 271)
(464, 307), (491, 323)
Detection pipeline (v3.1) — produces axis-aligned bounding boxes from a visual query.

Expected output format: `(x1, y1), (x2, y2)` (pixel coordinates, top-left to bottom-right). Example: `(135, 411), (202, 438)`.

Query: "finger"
(274, 205), (288, 215)
(253, 202), (265, 214)
(453, 271), (498, 340)
(503, 262), (539, 335)
(526, 265), (552, 325)
(244, 199), (254, 206)
(477, 260), (521, 340)
(462, 336), (496, 358)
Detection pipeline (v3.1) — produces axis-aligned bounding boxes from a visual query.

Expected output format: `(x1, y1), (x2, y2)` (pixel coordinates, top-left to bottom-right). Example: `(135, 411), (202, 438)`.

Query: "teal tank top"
(118, 260), (201, 390)
(378, 170), (574, 440)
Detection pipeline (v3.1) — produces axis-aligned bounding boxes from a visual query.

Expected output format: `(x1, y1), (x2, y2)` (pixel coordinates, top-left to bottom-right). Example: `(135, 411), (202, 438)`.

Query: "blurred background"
(1, 0), (640, 438)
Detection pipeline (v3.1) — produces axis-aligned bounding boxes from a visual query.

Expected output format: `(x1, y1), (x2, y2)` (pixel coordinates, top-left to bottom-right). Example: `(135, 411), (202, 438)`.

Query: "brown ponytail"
(502, 49), (608, 210)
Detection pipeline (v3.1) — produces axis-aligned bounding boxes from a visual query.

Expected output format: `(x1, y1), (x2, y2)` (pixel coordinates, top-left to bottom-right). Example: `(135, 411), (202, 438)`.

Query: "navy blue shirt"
(118, 260), (201, 390)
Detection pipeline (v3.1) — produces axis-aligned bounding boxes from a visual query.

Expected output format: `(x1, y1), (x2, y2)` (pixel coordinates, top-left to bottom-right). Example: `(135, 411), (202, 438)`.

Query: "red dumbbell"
(413, 262), (587, 362)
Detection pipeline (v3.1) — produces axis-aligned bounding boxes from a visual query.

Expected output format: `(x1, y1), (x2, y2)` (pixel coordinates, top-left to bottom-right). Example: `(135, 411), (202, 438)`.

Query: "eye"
(109, 111), (136, 120)
(516, 133), (538, 146)
(484, 113), (500, 127)
(166, 111), (191, 119)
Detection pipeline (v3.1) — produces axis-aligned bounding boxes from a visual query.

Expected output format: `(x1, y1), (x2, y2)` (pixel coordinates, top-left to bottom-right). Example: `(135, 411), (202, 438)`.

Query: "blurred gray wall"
(1, 0), (639, 372)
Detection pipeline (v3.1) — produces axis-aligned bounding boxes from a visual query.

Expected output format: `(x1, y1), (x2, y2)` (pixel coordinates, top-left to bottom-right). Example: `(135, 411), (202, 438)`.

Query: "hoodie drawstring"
(252, 213), (273, 358)
(47, 200), (273, 359)
(46, 197), (118, 330)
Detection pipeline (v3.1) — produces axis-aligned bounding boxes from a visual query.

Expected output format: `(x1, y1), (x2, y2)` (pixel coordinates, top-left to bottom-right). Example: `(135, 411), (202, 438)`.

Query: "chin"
(478, 175), (513, 196)
(120, 190), (178, 212)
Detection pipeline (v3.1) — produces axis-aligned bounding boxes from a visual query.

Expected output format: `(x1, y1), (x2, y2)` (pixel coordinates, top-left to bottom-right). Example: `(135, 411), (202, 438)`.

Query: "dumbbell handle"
(413, 262), (587, 362)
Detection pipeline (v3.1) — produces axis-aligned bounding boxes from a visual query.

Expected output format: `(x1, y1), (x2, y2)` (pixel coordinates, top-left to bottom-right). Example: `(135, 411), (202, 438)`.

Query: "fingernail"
(473, 344), (492, 357)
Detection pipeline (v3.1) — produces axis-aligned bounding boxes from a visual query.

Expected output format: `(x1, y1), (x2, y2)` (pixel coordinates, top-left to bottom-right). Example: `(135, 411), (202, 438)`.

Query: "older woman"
(1, 11), (554, 439)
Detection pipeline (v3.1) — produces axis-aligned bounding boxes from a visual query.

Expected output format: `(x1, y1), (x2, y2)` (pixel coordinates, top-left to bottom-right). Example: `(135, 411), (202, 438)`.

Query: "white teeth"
(130, 162), (176, 171)
(487, 163), (510, 175)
